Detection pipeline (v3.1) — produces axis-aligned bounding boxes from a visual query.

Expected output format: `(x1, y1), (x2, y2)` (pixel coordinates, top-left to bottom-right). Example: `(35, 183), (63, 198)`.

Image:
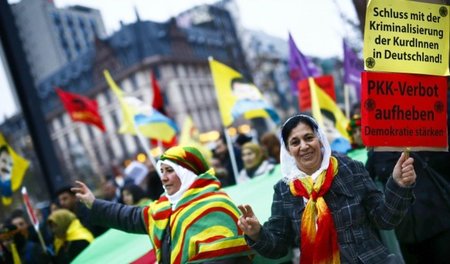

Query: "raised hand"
(237, 204), (261, 241)
(393, 151), (416, 187)
(71, 181), (96, 209)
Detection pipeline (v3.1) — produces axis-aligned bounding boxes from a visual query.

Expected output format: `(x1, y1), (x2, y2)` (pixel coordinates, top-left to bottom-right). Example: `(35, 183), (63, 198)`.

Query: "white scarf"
(280, 117), (331, 184)
(156, 159), (197, 209)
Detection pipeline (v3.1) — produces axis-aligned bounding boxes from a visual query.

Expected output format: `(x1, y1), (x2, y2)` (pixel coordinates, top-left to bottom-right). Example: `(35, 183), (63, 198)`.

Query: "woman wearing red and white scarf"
(238, 114), (416, 264)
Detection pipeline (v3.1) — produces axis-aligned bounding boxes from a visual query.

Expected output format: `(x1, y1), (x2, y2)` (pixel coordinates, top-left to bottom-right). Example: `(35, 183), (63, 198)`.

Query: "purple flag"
(343, 40), (363, 100)
(288, 33), (321, 94)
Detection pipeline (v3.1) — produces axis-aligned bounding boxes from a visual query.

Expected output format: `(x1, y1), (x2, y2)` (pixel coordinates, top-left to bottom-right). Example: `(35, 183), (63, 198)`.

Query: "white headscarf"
(280, 115), (331, 184)
(156, 159), (198, 209)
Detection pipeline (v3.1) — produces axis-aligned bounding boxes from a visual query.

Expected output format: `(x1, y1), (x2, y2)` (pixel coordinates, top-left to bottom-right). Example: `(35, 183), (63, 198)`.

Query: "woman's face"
(122, 190), (134, 205)
(48, 221), (64, 239)
(286, 122), (323, 175)
(160, 163), (181, 195)
(242, 148), (259, 169)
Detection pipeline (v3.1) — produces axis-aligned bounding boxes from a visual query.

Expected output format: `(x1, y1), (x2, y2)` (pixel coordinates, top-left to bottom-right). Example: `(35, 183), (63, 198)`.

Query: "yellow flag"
(103, 70), (135, 134)
(179, 116), (212, 162)
(208, 58), (279, 126)
(0, 133), (29, 206)
(103, 70), (177, 142)
(309, 78), (350, 141)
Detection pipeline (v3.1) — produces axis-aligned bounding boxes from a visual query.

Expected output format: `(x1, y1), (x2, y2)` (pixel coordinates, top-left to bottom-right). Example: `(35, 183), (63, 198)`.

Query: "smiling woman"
(72, 146), (253, 264)
(238, 114), (417, 263)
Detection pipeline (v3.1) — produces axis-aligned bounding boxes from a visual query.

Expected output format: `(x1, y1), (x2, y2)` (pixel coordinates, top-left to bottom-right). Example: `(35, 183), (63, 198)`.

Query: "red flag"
(298, 75), (336, 111)
(150, 136), (178, 149)
(56, 88), (106, 132)
(21, 187), (39, 230)
(149, 71), (177, 148)
(150, 71), (164, 112)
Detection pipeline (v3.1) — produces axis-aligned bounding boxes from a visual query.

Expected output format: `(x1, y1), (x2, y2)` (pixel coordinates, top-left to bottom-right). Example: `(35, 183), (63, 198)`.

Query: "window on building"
(129, 73), (138, 91)
(90, 19), (97, 34)
(52, 12), (60, 25)
(67, 15), (74, 27)
(104, 89), (112, 103)
(111, 110), (120, 128)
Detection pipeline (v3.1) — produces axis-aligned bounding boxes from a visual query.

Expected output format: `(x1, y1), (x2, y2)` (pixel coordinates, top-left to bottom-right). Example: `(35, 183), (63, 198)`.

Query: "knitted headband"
(160, 146), (210, 175)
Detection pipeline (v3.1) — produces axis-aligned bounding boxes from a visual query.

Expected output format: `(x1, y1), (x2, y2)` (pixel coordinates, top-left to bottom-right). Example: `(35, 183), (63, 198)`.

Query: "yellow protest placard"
(364, 0), (449, 76)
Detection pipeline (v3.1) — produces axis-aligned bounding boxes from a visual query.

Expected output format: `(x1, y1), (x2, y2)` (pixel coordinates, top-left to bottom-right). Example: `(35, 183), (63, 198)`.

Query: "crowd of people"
(1, 94), (449, 263)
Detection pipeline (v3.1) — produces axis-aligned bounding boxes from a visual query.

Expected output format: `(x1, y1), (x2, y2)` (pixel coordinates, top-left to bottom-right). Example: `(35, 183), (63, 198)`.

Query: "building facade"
(11, 0), (106, 84)
(35, 5), (250, 181)
(241, 29), (297, 122)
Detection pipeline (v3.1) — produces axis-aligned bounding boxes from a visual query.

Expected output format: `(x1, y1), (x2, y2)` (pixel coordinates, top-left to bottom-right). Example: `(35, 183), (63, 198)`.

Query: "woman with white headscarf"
(73, 146), (252, 264)
(238, 114), (416, 264)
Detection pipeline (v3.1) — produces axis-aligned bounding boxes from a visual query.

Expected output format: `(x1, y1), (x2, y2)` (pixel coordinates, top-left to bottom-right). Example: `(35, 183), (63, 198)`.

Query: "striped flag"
(209, 58), (279, 126)
(104, 70), (178, 142)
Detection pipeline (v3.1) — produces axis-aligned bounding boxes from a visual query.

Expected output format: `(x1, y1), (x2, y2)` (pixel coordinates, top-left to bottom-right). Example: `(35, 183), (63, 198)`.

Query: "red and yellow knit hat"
(159, 146), (210, 175)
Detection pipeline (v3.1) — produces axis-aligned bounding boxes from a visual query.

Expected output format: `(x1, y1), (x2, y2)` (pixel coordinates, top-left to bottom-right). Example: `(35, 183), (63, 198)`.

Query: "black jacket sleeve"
(89, 199), (147, 234)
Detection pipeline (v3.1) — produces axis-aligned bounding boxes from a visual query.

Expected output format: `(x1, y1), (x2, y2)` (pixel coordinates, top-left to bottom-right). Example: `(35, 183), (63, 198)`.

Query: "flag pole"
(21, 187), (48, 254)
(132, 122), (161, 177)
(208, 56), (240, 183)
(344, 83), (351, 119)
(105, 69), (161, 177)
(223, 128), (240, 183)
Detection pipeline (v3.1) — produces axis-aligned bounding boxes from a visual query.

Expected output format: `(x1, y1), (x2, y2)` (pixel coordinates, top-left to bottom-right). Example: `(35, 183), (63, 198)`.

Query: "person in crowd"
(237, 142), (275, 184)
(350, 102), (361, 117)
(365, 88), (450, 264)
(56, 185), (107, 237)
(260, 132), (281, 164)
(0, 210), (50, 264)
(235, 133), (253, 149)
(366, 150), (450, 264)
(143, 160), (164, 201)
(121, 184), (150, 206)
(8, 209), (51, 264)
(210, 156), (230, 185)
(345, 114), (368, 163)
(0, 222), (20, 264)
(238, 114), (416, 263)
(212, 133), (243, 187)
(100, 177), (121, 203)
(47, 209), (94, 263)
(72, 146), (253, 264)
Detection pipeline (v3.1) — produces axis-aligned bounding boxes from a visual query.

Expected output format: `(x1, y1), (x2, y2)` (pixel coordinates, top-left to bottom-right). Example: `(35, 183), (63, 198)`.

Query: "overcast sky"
(0, 0), (359, 123)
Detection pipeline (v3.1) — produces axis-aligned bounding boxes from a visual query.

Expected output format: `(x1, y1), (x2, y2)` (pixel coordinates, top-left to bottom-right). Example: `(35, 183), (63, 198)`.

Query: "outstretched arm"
(72, 180), (147, 234)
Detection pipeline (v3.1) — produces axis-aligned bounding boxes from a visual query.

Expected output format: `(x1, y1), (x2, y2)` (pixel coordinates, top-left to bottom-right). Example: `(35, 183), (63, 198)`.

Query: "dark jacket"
(247, 154), (414, 264)
(366, 151), (450, 243)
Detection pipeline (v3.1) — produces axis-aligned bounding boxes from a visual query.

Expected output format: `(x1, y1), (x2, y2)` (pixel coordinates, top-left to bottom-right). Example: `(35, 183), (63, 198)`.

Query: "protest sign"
(361, 71), (448, 150)
(364, 0), (449, 76)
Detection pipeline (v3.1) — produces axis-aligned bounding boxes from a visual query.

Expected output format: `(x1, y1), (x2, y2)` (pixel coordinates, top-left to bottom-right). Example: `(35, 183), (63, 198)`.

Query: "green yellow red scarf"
(289, 156), (340, 264)
(143, 170), (251, 263)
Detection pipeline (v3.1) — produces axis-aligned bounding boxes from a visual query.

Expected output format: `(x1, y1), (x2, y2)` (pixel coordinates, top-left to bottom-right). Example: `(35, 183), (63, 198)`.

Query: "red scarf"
(289, 157), (340, 264)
